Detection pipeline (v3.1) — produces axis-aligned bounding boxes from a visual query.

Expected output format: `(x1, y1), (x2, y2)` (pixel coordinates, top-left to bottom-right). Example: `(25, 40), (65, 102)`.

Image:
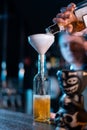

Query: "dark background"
(0, 0), (82, 87)
(0, 0), (84, 113)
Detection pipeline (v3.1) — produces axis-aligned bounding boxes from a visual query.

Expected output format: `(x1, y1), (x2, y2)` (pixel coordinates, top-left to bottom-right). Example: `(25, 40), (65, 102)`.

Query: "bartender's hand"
(53, 2), (87, 51)
(52, 3), (77, 32)
(53, 2), (87, 36)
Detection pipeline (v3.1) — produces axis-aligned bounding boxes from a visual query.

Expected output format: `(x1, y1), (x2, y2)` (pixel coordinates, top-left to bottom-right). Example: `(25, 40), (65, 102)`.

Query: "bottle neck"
(45, 23), (65, 35)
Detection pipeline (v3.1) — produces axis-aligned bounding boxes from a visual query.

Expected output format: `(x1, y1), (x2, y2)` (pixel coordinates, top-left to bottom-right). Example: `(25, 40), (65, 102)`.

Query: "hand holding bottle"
(52, 3), (77, 33)
(52, 2), (87, 33)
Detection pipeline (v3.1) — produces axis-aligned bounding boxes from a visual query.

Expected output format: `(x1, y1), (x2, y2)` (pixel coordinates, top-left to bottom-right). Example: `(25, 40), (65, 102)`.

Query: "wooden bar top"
(0, 109), (56, 130)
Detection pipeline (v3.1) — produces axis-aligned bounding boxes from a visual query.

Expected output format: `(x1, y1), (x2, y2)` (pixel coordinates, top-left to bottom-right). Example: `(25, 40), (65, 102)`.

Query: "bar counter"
(0, 109), (56, 130)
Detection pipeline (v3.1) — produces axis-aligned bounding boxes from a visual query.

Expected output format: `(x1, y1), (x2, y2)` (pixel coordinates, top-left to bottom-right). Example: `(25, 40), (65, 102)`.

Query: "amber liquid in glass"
(33, 95), (50, 123)
(71, 20), (85, 33)
(46, 20), (85, 34)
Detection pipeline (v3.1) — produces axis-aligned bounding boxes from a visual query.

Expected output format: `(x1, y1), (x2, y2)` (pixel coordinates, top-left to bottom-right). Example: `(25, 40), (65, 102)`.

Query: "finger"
(64, 10), (77, 22)
(63, 11), (70, 18)
(52, 18), (58, 23)
(65, 24), (74, 33)
(56, 13), (65, 18)
(52, 17), (66, 24)
(56, 12), (70, 20)
(67, 7), (75, 12)
(67, 3), (76, 9)
(60, 7), (67, 13)
(53, 17), (71, 27)
(67, 3), (76, 12)
(60, 3), (76, 13)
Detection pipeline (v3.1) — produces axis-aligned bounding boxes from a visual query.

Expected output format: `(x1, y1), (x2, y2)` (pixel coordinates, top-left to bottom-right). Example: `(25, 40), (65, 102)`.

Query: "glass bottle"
(45, 0), (87, 34)
(33, 54), (50, 123)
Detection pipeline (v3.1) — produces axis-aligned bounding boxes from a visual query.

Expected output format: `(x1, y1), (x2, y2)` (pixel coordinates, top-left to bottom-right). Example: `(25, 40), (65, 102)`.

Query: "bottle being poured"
(45, 0), (87, 34)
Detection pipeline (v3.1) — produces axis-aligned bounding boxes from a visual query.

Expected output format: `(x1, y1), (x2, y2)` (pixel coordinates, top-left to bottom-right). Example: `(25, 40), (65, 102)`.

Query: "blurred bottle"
(45, 0), (87, 34)
(33, 54), (50, 123)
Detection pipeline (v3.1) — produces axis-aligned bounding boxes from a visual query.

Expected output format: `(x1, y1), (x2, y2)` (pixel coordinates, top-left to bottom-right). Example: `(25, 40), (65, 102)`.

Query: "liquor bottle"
(45, 0), (87, 34)
(33, 54), (50, 123)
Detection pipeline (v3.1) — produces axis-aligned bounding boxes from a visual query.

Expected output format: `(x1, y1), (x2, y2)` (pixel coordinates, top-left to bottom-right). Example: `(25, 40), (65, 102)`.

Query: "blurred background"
(0, 0), (82, 113)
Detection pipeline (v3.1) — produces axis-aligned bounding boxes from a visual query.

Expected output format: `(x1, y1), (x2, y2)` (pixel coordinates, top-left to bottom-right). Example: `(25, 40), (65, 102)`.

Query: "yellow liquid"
(33, 95), (50, 123)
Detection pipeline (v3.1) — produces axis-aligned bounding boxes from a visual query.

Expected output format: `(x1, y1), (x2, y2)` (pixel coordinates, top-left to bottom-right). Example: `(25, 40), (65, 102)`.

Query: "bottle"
(33, 54), (50, 123)
(45, 0), (87, 34)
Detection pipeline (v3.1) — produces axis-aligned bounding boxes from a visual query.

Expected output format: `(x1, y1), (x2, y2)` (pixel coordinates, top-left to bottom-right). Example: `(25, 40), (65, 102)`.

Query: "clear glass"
(45, 0), (87, 34)
(33, 54), (50, 123)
